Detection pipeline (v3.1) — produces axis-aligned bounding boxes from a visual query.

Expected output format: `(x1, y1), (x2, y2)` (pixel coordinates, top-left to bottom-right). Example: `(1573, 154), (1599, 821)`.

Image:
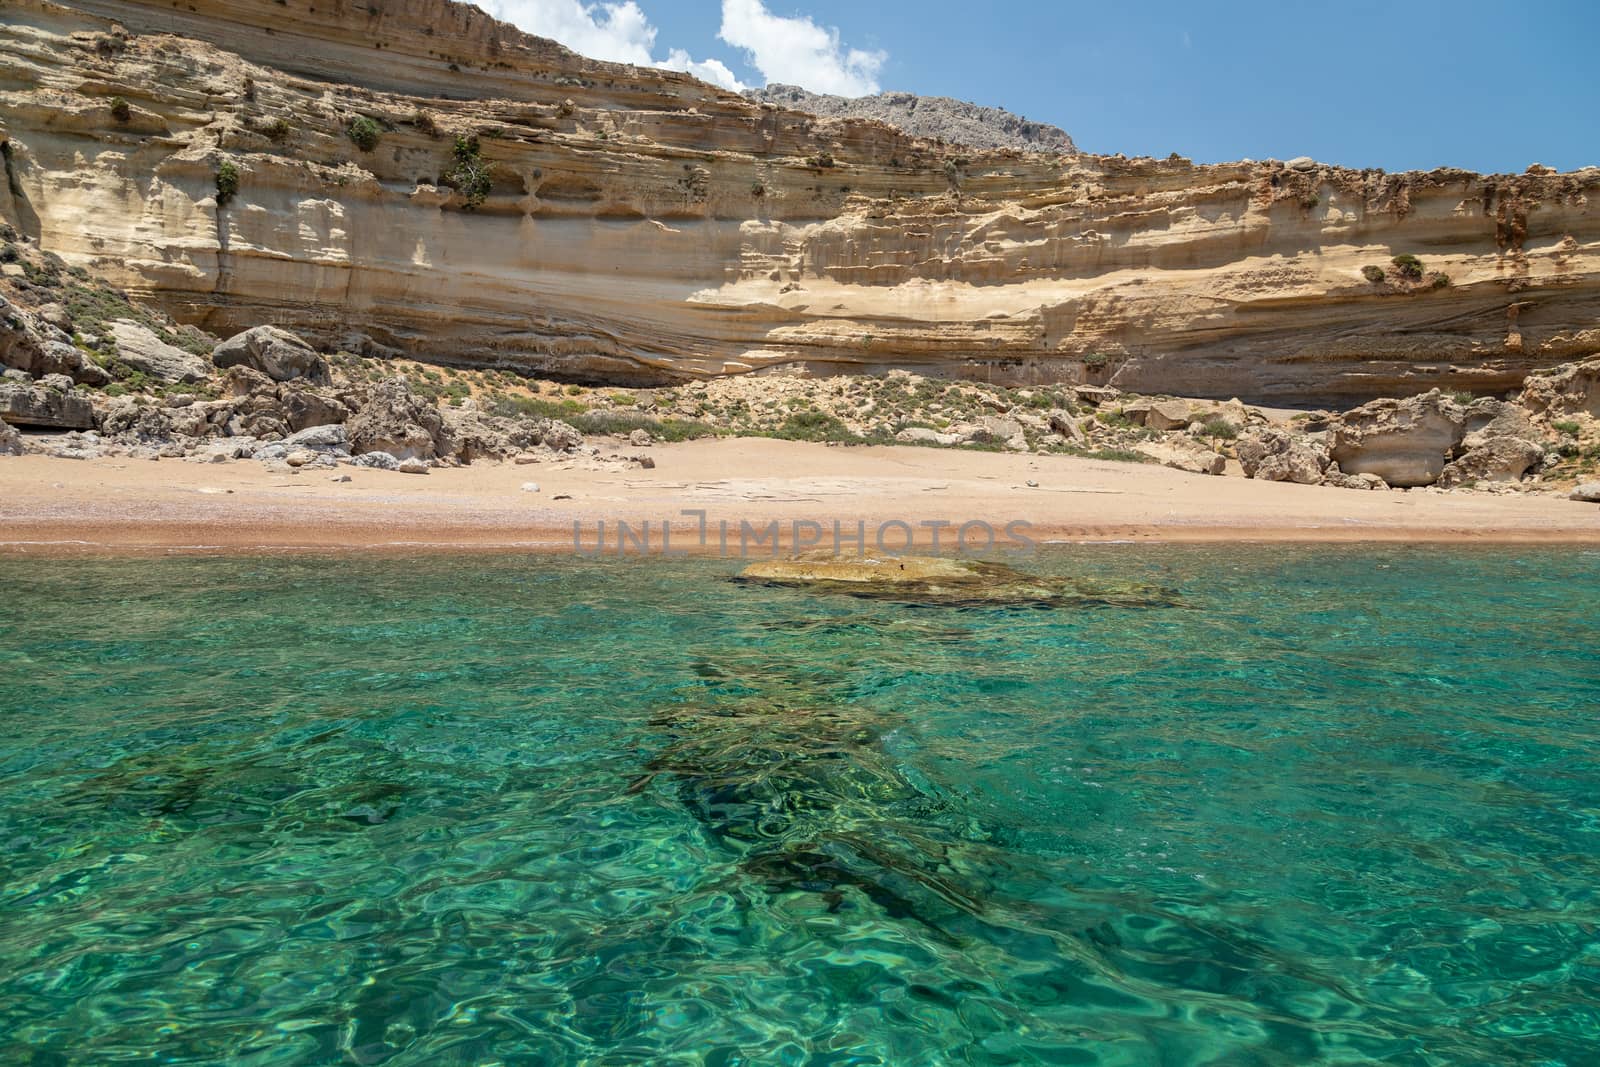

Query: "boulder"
(107, 320), (209, 383)
(1236, 429), (1327, 484)
(346, 377), (442, 459)
(1437, 436), (1547, 487)
(1129, 399), (1193, 431)
(1517, 358), (1600, 419)
(1328, 390), (1465, 488)
(540, 419), (583, 453)
(1570, 483), (1600, 503)
(351, 451), (401, 470)
(97, 397), (175, 441)
(0, 379), (94, 429)
(0, 419), (21, 455)
(1137, 440), (1226, 475)
(221, 364), (277, 398)
(967, 415), (1027, 450)
(628, 428), (654, 447)
(1072, 385), (1120, 406)
(280, 388), (351, 433)
(281, 424), (349, 453)
(1322, 464), (1388, 490)
(1461, 399), (1544, 450)
(1046, 409), (1087, 446)
(397, 457), (430, 474)
(896, 425), (962, 447)
(211, 326), (329, 384)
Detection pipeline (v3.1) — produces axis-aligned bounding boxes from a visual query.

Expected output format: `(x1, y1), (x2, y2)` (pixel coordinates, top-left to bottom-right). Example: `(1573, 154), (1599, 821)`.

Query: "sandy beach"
(2, 438), (1597, 554)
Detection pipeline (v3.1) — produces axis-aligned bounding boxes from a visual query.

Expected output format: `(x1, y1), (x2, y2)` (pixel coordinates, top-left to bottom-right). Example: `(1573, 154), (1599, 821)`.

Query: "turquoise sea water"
(1, 548), (1598, 1065)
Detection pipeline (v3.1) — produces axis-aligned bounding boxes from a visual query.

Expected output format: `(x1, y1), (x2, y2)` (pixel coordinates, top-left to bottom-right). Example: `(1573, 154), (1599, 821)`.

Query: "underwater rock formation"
(736, 553), (1182, 608)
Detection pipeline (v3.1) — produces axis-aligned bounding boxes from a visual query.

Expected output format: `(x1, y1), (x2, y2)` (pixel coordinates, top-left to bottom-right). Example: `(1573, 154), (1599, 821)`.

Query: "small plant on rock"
(109, 96), (131, 123)
(1362, 264), (1386, 283)
(1553, 419), (1581, 437)
(1198, 417), (1238, 440)
(1430, 273), (1452, 289)
(215, 159), (240, 205)
(1392, 253), (1424, 280)
(262, 117), (291, 143)
(347, 115), (382, 152)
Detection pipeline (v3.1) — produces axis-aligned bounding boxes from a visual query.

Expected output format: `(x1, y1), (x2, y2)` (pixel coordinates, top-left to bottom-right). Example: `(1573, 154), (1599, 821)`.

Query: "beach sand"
(2, 438), (1597, 554)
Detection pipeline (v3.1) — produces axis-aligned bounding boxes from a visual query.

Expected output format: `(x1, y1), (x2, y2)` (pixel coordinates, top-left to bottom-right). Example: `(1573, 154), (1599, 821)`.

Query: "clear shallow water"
(1, 548), (1598, 1066)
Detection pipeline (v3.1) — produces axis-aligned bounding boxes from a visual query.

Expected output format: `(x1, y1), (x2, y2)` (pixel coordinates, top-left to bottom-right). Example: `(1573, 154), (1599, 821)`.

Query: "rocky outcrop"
(344, 377), (445, 460)
(0, 418), (22, 455)
(744, 85), (1078, 154)
(1, 295), (110, 385)
(1, 0), (1596, 403)
(0, 377), (94, 429)
(1327, 392), (1466, 488)
(1571, 483), (1600, 503)
(212, 326), (329, 384)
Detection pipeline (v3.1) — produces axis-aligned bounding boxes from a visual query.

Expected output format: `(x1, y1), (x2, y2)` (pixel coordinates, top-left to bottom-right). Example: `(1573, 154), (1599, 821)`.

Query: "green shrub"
(806, 152), (835, 169)
(1081, 352), (1110, 368)
(109, 96), (131, 123)
(1198, 417), (1238, 440)
(1553, 419), (1581, 437)
(1362, 264), (1386, 283)
(262, 118), (291, 143)
(411, 110), (437, 135)
(1392, 253), (1424, 280)
(773, 410), (857, 443)
(347, 115), (382, 152)
(1430, 273), (1452, 289)
(215, 159), (240, 204)
(442, 135), (491, 209)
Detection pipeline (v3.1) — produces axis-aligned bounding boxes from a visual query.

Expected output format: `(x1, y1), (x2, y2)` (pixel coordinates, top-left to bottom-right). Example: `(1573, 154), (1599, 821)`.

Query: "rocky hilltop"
(1, 0), (1598, 405)
(743, 85), (1078, 155)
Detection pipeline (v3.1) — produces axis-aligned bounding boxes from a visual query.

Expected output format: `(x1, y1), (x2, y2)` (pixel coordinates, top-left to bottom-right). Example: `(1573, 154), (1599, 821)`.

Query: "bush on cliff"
(1362, 264), (1386, 283)
(1392, 254), (1424, 280)
(347, 116), (382, 152)
(443, 136), (491, 209)
(215, 160), (240, 205)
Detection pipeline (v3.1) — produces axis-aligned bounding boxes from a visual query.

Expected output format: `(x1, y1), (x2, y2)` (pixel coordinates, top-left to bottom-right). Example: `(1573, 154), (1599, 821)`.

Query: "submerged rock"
(736, 553), (1180, 608)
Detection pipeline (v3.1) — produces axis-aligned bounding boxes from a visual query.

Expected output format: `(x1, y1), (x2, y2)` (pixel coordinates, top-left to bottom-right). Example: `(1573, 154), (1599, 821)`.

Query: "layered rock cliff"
(2, 0), (1597, 403)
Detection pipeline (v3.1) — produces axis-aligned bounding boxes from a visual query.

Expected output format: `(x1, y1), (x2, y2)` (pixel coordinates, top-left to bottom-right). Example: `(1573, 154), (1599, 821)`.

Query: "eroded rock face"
(0, 379), (94, 429)
(0, 418), (22, 455)
(1328, 391), (1465, 488)
(212, 326), (329, 385)
(1236, 429), (1327, 484)
(1517, 359), (1600, 419)
(3, 1), (1597, 403)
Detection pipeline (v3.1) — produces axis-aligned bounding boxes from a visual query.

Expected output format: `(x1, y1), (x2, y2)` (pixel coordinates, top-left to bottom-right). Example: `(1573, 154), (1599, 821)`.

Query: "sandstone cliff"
(2, 0), (1597, 403)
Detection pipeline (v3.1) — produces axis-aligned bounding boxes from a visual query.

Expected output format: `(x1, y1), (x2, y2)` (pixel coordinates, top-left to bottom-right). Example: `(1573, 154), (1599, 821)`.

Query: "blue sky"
(485, 1), (1598, 173)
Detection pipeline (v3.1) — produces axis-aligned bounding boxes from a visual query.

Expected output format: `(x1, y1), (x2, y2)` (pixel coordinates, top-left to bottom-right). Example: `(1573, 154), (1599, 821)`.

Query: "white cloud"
(718, 0), (886, 97)
(483, 1), (747, 91)
(661, 49), (746, 92)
